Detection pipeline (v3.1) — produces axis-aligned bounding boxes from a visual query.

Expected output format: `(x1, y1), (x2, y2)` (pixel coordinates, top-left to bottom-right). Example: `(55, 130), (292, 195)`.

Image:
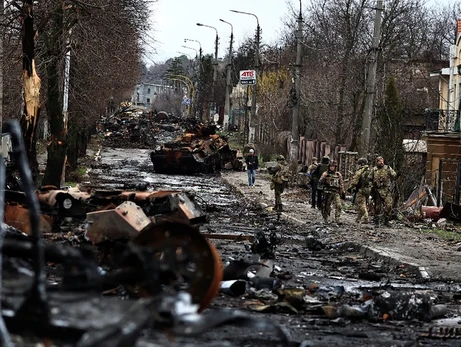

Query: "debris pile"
(150, 124), (239, 174)
(0, 120), (294, 346)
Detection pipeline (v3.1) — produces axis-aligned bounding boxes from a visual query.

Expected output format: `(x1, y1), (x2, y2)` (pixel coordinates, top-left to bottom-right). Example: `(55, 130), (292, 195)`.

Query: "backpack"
(358, 166), (371, 194)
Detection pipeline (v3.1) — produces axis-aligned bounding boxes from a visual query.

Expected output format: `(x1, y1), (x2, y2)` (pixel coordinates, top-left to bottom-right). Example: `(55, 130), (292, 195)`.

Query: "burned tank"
(150, 124), (237, 175)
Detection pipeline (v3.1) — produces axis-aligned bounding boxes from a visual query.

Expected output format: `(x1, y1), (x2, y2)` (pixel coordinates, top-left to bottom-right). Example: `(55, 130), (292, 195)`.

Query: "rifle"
(352, 188), (358, 204)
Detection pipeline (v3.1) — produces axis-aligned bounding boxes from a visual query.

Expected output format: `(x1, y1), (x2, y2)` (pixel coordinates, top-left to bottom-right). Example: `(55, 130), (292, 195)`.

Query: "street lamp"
(181, 45), (198, 58)
(196, 23), (219, 122)
(230, 9), (260, 143)
(220, 19), (233, 131)
(290, 0), (303, 162)
(177, 51), (195, 79)
(184, 38), (202, 60)
(181, 45), (202, 119)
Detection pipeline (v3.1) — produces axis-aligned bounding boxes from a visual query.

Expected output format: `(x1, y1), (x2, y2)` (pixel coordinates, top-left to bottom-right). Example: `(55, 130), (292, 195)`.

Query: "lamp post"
(196, 23), (219, 122)
(230, 9), (260, 143)
(290, 0), (303, 163)
(181, 45), (198, 57)
(184, 38), (202, 63)
(220, 19), (233, 131)
(359, 0), (383, 157)
(182, 44), (202, 119)
(166, 74), (195, 117)
(177, 51), (195, 76)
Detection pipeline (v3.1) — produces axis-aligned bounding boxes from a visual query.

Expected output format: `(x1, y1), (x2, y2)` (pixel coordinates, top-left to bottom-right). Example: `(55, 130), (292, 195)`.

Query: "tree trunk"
(20, 0), (40, 182)
(41, 6), (66, 188)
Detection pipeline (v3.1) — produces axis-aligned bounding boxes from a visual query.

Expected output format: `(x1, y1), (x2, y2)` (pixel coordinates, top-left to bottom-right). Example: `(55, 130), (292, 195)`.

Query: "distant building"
(425, 19), (461, 205)
(131, 83), (172, 110)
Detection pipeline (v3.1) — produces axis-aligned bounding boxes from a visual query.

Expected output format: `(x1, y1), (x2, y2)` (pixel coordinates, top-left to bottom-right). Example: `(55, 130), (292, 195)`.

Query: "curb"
(221, 176), (306, 224)
(221, 174), (431, 281)
(343, 242), (431, 280)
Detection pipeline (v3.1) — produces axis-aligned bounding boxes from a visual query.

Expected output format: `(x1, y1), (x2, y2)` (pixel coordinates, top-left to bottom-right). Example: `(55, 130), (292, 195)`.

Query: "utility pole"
(220, 19), (233, 131)
(0, 0), (3, 131)
(290, 1), (303, 163)
(359, 0), (383, 157)
(196, 23), (219, 123)
(252, 22), (260, 143)
(184, 39), (203, 120)
(230, 10), (260, 143)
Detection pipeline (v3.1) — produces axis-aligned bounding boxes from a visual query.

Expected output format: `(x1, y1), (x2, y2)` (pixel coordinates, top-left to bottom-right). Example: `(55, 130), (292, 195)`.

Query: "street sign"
(239, 70), (257, 85)
(182, 96), (191, 105)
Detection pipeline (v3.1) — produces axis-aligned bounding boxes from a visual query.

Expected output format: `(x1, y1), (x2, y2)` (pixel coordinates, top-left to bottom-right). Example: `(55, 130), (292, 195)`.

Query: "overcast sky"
(148, 0), (297, 64)
(147, 0), (456, 66)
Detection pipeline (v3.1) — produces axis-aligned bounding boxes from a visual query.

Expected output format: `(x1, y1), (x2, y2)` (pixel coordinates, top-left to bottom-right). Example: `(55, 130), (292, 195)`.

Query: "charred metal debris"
(2, 119), (460, 346)
(0, 120), (292, 346)
(150, 123), (242, 174)
(98, 109), (243, 175)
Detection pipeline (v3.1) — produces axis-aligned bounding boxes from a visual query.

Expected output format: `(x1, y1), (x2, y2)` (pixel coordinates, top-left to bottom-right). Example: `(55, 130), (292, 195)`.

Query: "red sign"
(239, 70), (257, 85)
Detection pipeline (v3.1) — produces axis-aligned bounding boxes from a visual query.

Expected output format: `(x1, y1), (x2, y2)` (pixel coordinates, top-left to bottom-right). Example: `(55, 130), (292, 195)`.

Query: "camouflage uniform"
(371, 160), (397, 226)
(307, 159), (318, 207)
(349, 163), (371, 223)
(312, 156), (330, 209)
(319, 163), (344, 223)
(269, 155), (290, 219)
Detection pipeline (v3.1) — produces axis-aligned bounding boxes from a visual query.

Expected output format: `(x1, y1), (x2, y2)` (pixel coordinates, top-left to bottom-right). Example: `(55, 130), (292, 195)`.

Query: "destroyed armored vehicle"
(150, 124), (238, 175)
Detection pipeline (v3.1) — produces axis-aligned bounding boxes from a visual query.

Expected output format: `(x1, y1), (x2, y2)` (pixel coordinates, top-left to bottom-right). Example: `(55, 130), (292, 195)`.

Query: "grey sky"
(148, 0), (458, 65)
(149, 0), (298, 64)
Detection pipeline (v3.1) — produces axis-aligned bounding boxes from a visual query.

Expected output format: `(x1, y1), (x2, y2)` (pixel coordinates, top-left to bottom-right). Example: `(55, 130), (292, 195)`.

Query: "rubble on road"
(5, 116), (461, 346)
(2, 120), (279, 347)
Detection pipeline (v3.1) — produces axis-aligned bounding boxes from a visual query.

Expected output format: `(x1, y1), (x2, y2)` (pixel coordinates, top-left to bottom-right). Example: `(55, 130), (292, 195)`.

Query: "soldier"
(268, 155), (290, 220)
(312, 156), (330, 210)
(319, 160), (344, 224)
(349, 157), (372, 224)
(307, 157), (318, 208)
(370, 156), (397, 227)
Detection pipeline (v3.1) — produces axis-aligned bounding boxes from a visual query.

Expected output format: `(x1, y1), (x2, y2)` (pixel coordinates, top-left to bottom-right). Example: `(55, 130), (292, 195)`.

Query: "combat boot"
(383, 217), (391, 227)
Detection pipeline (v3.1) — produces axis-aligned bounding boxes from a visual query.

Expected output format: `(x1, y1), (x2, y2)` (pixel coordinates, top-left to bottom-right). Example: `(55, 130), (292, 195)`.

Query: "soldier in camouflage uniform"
(349, 158), (372, 224)
(268, 155), (290, 220)
(319, 160), (344, 224)
(312, 156), (330, 210)
(370, 156), (397, 227)
(307, 157), (318, 208)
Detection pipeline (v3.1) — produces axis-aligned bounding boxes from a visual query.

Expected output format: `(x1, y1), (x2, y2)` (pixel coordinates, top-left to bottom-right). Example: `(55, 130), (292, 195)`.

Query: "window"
(146, 98), (151, 103)
(147, 88), (151, 94)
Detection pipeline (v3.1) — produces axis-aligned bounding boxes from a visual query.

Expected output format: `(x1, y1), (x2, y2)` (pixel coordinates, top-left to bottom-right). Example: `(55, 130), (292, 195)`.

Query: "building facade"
(425, 20), (461, 204)
(131, 83), (172, 110)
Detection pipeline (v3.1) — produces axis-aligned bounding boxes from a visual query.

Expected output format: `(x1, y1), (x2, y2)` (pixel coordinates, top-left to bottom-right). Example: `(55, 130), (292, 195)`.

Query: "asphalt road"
(80, 146), (461, 347)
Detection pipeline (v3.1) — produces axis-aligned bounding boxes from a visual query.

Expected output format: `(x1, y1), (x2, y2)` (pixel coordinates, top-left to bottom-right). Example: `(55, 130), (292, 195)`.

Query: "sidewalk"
(221, 169), (461, 281)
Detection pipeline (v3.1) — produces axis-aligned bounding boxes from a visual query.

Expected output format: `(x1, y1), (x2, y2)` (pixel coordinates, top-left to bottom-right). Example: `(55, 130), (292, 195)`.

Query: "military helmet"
(358, 157), (368, 165)
(330, 160), (338, 166)
(312, 157), (318, 161)
(321, 156), (330, 164)
(276, 155), (285, 161)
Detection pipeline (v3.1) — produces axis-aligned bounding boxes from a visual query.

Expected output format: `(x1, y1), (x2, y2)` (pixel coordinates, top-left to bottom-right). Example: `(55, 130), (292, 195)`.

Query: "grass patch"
(66, 166), (87, 185)
(75, 167), (87, 176)
(417, 228), (461, 241)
